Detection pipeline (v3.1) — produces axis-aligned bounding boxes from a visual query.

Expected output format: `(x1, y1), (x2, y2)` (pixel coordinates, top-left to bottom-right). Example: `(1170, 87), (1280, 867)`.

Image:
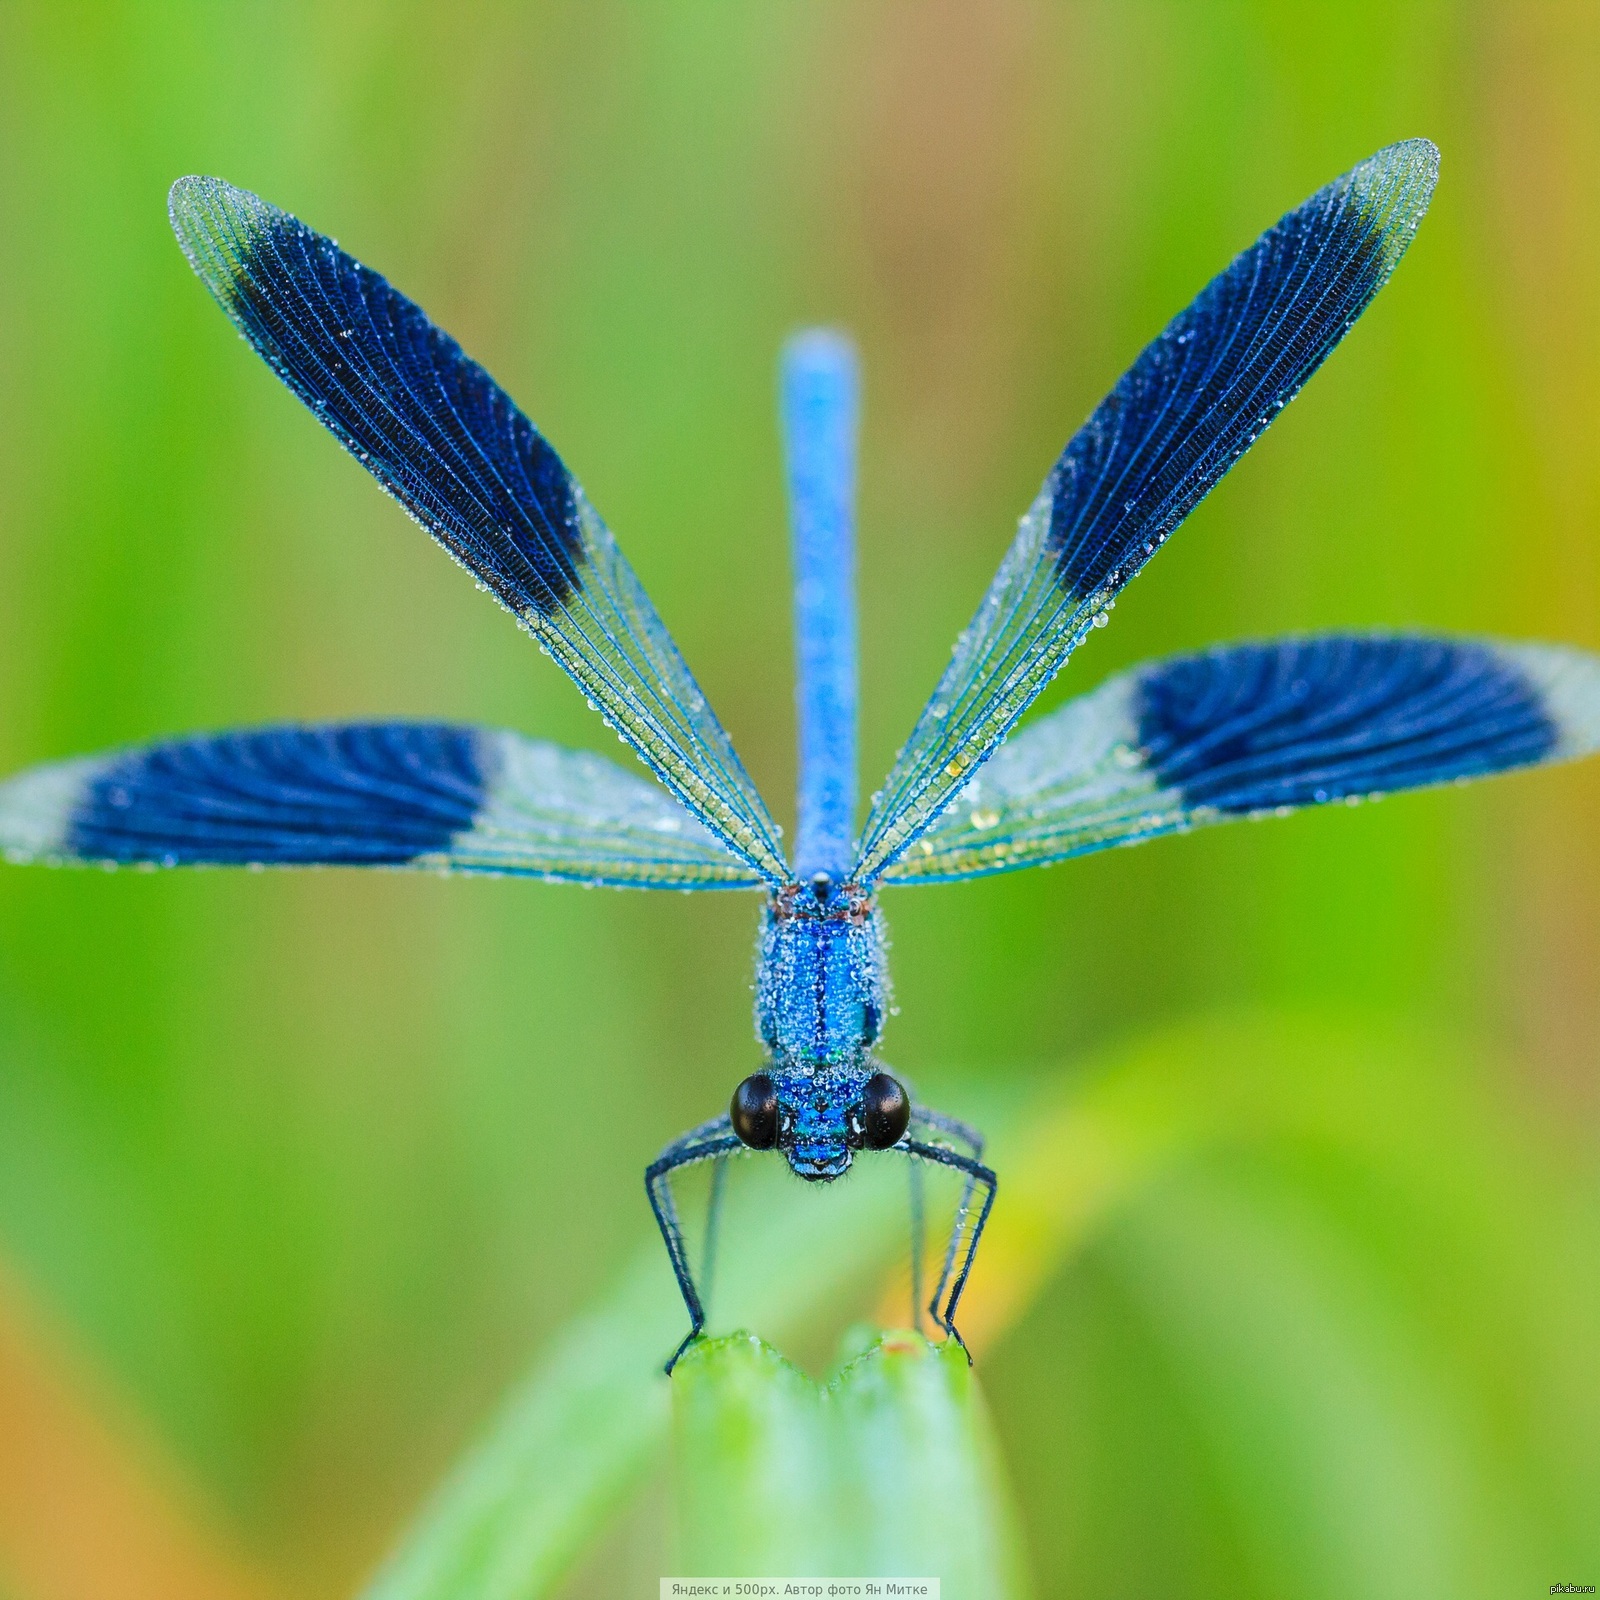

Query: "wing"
(0, 723), (761, 888)
(168, 178), (787, 884)
(883, 635), (1600, 882)
(853, 139), (1439, 884)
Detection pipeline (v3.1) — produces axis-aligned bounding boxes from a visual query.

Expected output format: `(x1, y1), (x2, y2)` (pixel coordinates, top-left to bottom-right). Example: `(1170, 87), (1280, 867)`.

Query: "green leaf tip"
(671, 1329), (1031, 1595)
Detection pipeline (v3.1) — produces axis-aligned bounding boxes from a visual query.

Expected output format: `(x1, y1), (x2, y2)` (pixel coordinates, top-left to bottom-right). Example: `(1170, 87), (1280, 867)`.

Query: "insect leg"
(908, 1157), (926, 1335)
(645, 1117), (742, 1374)
(701, 1153), (730, 1322)
(910, 1104), (985, 1160)
(907, 1105), (985, 1324)
(902, 1137), (997, 1362)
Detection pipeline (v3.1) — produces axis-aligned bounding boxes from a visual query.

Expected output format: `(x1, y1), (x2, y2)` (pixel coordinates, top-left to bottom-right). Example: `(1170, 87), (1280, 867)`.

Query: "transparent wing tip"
(1377, 135), (1440, 172)
(168, 173), (267, 232)
(167, 174), (280, 297)
(1350, 137), (1441, 192)
(1341, 138), (1440, 263)
(1503, 643), (1600, 759)
(0, 756), (96, 864)
(167, 172), (219, 216)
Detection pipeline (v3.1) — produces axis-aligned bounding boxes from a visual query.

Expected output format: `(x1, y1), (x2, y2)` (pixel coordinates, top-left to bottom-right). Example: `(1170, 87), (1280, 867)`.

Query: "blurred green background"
(1, 2), (1598, 1597)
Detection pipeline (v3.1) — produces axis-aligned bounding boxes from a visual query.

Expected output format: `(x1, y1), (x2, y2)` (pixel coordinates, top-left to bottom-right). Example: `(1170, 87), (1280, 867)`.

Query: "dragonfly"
(4, 137), (1599, 1373)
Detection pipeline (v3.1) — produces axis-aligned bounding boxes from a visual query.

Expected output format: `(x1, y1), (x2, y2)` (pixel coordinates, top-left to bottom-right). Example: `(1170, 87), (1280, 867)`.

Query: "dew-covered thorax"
(754, 878), (889, 1072)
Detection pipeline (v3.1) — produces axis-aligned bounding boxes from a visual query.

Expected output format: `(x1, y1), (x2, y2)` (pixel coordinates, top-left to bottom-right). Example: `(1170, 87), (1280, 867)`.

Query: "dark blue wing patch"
(850, 142), (1438, 885)
(1048, 142), (1437, 601)
(1137, 636), (1558, 815)
(68, 724), (485, 866)
(2, 723), (761, 885)
(170, 178), (582, 616)
(167, 178), (790, 883)
(883, 633), (1600, 883)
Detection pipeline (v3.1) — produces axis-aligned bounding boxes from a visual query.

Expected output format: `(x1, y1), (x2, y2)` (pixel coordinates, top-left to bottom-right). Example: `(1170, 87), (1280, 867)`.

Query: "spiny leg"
(645, 1116), (742, 1373)
(902, 1137), (997, 1360)
(932, 1174), (972, 1332)
(909, 1162), (926, 1336)
(700, 1153), (730, 1322)
(907, 1105), (987, 1332)
(928, 1165), (978, 1335)
(912, 1104), (985, 1160)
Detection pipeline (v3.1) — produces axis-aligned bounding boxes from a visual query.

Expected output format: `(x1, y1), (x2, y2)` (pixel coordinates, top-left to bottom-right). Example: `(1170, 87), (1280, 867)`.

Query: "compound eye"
(730, 1072), (780, 1150)
(861, 1072), (910, 1150)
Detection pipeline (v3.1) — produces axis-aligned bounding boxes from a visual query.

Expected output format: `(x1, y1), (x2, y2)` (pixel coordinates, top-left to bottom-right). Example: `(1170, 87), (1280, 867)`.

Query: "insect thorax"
(755, 881), (887, 1074)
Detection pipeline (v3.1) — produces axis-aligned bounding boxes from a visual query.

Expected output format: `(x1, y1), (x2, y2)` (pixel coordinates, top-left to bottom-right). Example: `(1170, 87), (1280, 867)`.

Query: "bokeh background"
(1, 3), (1598, 1597)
